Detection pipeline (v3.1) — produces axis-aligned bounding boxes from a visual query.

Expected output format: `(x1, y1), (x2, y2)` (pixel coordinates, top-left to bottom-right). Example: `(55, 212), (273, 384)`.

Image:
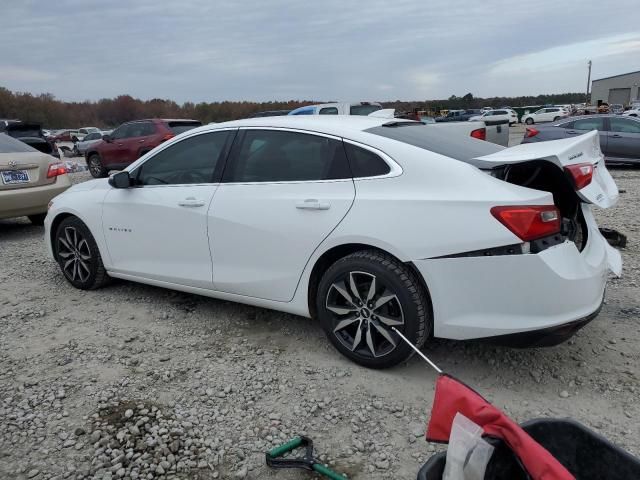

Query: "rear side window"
(224, 130), (350, 182)
(0, 133), (38, 153)
(572, 118), (604, 131)
(136, 131), (231, 185)
(112, 124), (133, 140)
(167, 121), (202, 134)
(127, 122), (154, 138)
(610, 118), (640, 134)
(349, 104), (382, 116)
(343, 143), (390, 177)
(319, 107), (339, 115)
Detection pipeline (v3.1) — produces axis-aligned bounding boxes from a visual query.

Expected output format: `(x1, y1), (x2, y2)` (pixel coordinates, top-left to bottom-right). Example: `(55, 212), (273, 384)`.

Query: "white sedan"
(45, 116), (621, 368)
(468, 109), (517, 126)
(623, 107), (639, 117)
(521, 107), (569, 125)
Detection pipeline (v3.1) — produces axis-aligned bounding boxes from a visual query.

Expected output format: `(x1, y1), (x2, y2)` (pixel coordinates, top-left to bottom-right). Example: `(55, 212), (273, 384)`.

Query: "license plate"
(1, 170), (30, 184)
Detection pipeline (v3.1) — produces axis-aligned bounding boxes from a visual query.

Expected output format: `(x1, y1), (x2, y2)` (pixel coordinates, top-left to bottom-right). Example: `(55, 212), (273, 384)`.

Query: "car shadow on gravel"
(0, 218), (42, 238)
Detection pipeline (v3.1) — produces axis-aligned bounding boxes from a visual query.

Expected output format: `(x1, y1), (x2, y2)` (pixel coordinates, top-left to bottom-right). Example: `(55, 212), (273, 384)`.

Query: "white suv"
(468, 109), (518, 126)
(521, 107), (568, 125)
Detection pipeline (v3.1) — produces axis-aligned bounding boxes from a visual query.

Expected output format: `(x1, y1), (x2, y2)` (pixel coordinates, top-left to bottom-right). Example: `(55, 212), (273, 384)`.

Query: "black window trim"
(220, 127), (358, 185)
(128, 128), (237, 188)
(342, 138), (402, 180)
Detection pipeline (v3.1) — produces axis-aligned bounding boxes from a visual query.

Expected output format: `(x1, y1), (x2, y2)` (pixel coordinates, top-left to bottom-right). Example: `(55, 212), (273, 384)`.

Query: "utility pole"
(586, 60), (592, 105)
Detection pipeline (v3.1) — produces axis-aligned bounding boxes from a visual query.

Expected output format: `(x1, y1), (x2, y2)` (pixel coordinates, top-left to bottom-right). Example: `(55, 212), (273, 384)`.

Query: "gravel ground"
(1, 163), (639, 480)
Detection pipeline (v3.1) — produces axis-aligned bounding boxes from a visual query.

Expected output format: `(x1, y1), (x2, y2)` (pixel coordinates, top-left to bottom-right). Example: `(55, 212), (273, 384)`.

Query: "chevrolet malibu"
(45, 116), (621, 368)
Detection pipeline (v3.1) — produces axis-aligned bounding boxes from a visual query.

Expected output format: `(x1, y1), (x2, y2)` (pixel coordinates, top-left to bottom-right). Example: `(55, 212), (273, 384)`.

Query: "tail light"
(564, 163), (593, 190)
(161, 133), (175, 142)
(470, 128), (486, 141)
(47, 162), (67, 178)
(490, 205), (561, 241)
(525, 127), (539, 138)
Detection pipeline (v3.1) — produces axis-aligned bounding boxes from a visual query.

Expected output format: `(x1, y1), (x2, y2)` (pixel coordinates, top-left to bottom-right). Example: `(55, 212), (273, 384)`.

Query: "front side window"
(344, 143), (390, 177)
(610, 118), (640, 134)
(111, 125), (131, 140)
(128, 122), (155, 138)
(224, 130), (350, 182)
(135, 131), (232, 186)
(572, 118), (604, 131)
(319, 107), (339, 115)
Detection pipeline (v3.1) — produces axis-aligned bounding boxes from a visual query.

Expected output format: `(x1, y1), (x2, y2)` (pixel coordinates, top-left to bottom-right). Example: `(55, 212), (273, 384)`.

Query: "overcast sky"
(1, 1), (639, 103)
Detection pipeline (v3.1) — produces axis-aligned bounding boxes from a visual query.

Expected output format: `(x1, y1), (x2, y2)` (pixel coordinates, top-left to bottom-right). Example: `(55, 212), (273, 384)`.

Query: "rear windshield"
(365, 123), (502, 162)
(350, 104), (382, 116)
(0, 133), (39, 153)
(167, 121), (202, 134)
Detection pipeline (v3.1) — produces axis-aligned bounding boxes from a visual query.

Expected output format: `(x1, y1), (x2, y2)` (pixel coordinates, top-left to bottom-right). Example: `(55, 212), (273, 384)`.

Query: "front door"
(606, 117), (640, 159)
(102, 130), (234, 288)
(562, 117), (608, 152)
(209, 128), (355, 301)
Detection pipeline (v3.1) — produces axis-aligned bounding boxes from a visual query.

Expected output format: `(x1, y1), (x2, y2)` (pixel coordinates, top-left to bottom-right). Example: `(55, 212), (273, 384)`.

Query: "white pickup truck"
(369, 109), (509, 146)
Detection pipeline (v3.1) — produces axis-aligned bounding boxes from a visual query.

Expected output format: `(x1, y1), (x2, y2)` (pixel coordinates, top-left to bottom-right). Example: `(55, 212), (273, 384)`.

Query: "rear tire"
(88, 154), (108, 178)
(28, 213), (47, 226)
(316, 250), (431, 369)
(553, 116), (560, 121)
(525, 118), (534, 125)
(55, 216), (109, 290)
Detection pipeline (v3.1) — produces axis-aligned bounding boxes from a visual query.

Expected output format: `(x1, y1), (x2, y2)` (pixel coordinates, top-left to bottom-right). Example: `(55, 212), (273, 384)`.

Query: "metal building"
(591, 70), (640, 106)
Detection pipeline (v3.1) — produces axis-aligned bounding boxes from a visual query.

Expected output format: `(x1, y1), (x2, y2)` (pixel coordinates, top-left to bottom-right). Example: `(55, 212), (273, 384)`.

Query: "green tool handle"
(313, 463), (348, 480)
(267, 437), (303, 458)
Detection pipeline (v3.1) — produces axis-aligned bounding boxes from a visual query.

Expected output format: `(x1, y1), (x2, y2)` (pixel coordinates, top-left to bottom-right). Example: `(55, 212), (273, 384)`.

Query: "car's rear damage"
(414, 131), (622, 346)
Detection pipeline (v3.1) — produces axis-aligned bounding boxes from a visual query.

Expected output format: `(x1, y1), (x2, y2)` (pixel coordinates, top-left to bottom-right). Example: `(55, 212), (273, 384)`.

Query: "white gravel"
(0, 166), (639, 479)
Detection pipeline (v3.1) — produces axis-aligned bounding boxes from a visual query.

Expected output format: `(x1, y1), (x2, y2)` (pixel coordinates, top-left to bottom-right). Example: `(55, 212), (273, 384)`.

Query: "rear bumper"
(413, 205), (620, 342)
(0, 176), (71, 219)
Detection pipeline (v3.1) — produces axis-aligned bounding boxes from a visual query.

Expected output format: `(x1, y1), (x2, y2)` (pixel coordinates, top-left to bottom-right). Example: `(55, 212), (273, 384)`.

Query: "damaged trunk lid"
(471, 130), (618, 209)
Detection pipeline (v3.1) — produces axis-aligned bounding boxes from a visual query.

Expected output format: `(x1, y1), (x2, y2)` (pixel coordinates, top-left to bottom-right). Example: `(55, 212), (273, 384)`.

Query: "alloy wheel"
(325, 271), (404, 358)
(57, 226), (92, 283)
(89, 157), (102, 177)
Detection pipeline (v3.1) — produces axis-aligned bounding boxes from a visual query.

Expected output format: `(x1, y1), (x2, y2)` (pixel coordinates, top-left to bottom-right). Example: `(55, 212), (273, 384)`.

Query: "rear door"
(209, 128), (355, 301)
(606, 117), (640, 159)
(122, 121), (156, 161)
(561, 117), (608, 152)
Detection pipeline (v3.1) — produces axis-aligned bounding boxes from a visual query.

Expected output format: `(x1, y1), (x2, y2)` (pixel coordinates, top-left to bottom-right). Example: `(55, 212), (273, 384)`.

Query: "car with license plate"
(1, 133), (70, 224)
(522, 115), (640, 165)
(46, 116), (621, 368)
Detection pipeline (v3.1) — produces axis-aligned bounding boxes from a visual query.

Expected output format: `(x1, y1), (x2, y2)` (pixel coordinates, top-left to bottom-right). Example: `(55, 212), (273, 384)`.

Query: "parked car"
(73, 131), (104, 156)
(73, 127), (101, 142)
(84, 118), (201, 178)
(1, 133), (70, 225)
(435, 109), (483, 122)
(288, 102), (383, 116)
(50, 130), (80, 142)
(522, 115), (640, 164)
(609, 104), (624, 115)
(3, 123), (60, 158)
(46, 116), (620, 368)
(521, 107), (569, 125)
(622, 107), (640, 117)
(468, 109), (517, 126)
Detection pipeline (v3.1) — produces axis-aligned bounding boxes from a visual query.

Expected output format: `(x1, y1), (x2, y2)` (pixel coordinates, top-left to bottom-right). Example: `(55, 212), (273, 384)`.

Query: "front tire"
(316, 250), (431, 369)
(87, 154), (107, 178)
(553, 116), (560, 121)
(55, 216), (109, 290)
(525, 118), (534, 125)
(28, 213), (47, 225)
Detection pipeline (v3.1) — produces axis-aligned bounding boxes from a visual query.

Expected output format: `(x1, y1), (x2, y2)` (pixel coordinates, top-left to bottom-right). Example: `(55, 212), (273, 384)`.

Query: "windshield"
(0, 133), (39, 153)
(350, 104), (382, 116)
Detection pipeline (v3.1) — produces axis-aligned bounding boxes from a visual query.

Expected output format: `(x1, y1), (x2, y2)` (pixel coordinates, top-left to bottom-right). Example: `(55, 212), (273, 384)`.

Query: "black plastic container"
(417, 418), (640, 480)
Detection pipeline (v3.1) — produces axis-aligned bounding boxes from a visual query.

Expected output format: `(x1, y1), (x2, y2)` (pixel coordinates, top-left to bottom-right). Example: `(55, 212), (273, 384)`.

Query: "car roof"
(191, 115), (399, 137)
(124, 118), (200, 124)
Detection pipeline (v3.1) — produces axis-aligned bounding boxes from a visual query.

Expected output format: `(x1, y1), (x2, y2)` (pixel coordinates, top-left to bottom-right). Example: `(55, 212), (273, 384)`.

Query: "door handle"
(138, 140), (145, 143)
(566, 130), (578, 134)
(611, 134), (622, 138)
(178, 197), (206, 207)
(117, 143), (123, 146)
(295, 199), (330, 210)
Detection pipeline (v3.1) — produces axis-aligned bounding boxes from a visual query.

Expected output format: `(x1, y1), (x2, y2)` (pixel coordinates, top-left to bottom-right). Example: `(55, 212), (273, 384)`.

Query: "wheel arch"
(49, 211), (109, 266)
(306, 242), (433, 322)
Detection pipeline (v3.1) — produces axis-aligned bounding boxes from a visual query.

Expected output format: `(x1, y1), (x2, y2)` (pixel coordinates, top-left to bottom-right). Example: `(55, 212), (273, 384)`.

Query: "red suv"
(85, 118), (201, 178)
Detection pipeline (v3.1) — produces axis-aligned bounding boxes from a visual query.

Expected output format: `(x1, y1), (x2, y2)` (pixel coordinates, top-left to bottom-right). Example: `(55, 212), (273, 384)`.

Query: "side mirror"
(102, 134), (112, 142)
(108, 171), (131, 189)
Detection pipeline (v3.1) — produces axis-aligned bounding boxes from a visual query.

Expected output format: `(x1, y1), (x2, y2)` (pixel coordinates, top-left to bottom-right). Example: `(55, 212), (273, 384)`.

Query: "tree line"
(0, 86), (588, 129)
